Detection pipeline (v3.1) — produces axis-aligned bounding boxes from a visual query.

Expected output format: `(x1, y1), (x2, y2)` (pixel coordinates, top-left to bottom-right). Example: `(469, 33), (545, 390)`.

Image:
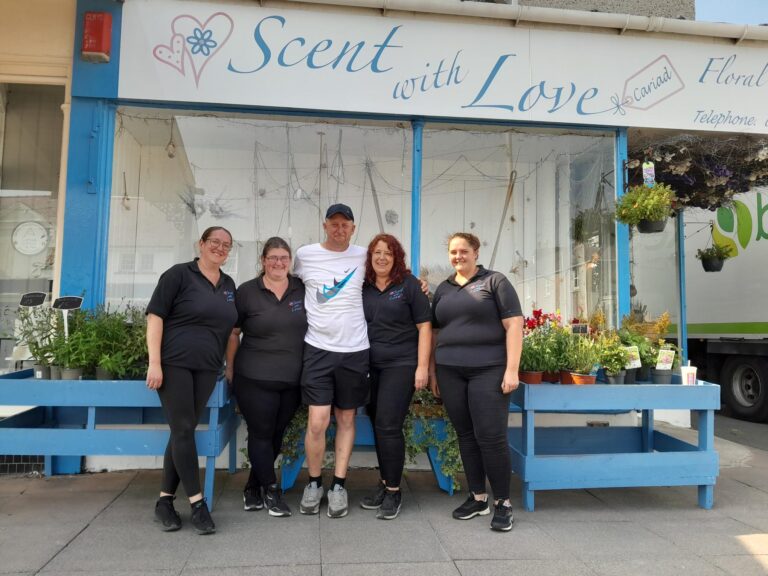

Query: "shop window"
(107, 108), (412, 305)
(420, 125), (618, 327)
(0, 83), (64, 371)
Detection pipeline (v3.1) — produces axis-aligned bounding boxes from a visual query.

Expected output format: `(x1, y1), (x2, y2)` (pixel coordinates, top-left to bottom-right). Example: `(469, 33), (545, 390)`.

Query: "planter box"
(0, 370), (239, 510)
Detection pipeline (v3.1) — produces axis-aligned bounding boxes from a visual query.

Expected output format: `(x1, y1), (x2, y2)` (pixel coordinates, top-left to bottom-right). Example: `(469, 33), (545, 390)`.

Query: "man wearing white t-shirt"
(293, 204), (368, 518)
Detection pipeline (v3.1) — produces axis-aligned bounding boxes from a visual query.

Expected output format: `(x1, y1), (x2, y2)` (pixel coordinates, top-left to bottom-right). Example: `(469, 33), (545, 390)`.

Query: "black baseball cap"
(325, 203), (354, 221)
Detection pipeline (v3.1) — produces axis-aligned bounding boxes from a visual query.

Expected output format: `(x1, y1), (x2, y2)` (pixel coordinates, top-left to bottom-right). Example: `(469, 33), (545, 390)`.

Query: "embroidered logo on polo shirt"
(288, 300), (304, 312)
(316, 268), (357, 304)
(468, 282), (486, 294)
(388, 287), (405, 301)
(223, 290), (235, 302)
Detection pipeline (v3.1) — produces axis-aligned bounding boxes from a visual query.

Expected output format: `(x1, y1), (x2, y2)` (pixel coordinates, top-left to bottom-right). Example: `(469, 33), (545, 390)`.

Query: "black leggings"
(157, 365), (218, 497)
(234, 375), (301, 488)
(436, 364), (510, 501)
(367, 364), (416, 488)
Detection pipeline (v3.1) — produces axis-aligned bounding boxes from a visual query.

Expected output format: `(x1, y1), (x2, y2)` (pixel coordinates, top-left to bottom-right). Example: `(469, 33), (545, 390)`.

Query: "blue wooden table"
(508, 383), (720, 512)
(0, 370), (239, 510)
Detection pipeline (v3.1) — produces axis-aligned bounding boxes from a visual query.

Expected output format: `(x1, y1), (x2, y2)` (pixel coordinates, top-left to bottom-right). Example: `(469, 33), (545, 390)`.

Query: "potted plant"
(615, 183), (675, 233)
(563, 334), (598, 385)
(16, 305), (57, 379)
(652, 342), (681, 384)
(598, 333), (630, 384)
(696, 243), (733, 272)
(549, 326), (573, 383)
(519, 328), (548, 384)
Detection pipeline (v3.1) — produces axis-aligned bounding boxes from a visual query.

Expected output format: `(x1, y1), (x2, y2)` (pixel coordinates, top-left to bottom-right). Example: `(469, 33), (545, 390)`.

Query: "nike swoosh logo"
(316, 268), (357, 304)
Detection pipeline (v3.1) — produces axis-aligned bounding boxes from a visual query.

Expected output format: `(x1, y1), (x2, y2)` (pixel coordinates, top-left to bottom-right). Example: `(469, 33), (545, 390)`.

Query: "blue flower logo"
(186, 27), (217, 56)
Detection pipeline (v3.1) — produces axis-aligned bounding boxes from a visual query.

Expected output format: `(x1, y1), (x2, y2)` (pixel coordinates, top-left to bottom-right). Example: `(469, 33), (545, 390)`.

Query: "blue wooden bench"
(508, 382), (720, 511)
(279, 414), (456, 494)
(0, 370), (239, 510)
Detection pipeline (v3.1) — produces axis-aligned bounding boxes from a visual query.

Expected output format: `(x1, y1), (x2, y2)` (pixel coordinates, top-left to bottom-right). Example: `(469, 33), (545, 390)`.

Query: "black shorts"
(301, 343), (370, 409)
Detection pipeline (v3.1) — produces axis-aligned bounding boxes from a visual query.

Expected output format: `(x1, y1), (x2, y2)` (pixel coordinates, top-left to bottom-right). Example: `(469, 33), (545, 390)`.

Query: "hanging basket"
(701, 257), (725, 272)
(637, 218), (667, 233)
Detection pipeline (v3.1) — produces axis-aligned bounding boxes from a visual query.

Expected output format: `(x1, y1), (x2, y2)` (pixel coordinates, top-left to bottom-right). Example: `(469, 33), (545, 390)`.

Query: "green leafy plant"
(695, 243), (733, 261)
(615, 183), (674, 226)
(598, 333), (630, 375)
(519, 328), (550, 372)
(563, 334), (598, 375)
(16, 306), (57, 366)
(548, 325), (573, 372)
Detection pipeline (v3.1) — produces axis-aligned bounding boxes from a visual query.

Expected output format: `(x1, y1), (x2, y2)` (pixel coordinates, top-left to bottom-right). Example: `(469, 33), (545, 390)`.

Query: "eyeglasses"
(265, 255), (291, 263)
(206, 238), (233, 252)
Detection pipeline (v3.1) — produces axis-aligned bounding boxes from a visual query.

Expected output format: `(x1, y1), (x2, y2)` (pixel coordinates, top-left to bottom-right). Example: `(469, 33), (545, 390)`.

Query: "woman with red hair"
(359, 234), (431, 520)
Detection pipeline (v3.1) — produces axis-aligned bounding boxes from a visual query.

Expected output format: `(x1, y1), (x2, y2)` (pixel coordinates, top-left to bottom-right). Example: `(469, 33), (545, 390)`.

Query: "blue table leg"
(697, 408), (715, 509)
(521, 408), (535, 511)
(204, 455), (215, 510)
(641, 409), (654, 452)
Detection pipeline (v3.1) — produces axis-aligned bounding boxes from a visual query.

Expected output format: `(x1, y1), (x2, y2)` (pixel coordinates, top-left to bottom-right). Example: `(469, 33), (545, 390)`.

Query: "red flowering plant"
(524, 308), (562, 335)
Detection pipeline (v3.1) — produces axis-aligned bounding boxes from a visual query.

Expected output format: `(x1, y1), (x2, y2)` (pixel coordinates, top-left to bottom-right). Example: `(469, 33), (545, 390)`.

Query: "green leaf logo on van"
(714, 200), (753, 257)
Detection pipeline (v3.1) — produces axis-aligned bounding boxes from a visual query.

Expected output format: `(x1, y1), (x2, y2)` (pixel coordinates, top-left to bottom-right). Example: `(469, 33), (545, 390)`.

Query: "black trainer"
(360, 481), (387, 510)
(452, 493), (490, 520)
(190, 499), (216, 535)
(376, 490), (402, 520)
(490, 501), (514, 532)
(243, 485), (264, 511)
(264, 484), (292, 517)
(154, 496), (181, 532)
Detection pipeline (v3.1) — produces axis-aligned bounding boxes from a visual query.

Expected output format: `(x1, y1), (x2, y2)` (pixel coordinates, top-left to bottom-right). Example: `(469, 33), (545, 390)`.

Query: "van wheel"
(720, 356), (768, 422)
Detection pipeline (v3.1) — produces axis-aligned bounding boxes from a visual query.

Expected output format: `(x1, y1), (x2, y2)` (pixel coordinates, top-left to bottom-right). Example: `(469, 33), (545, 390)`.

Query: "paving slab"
(584, 556), (727, 576)
(323, 561), (461, 576)
(184, 518), (321, 568)
(645, 517), (768, 556)
(707, 554), (768, 576)
(455, 559), (596, 576)
(0, 489), (120, 526)
(320, 519), (449, 564)
(0, 523), (84, 574)
(183, 567), (320, 576)
(430, 516), (567, 560)
(41, 522), (198, 573)
(539, 521), (689, 560)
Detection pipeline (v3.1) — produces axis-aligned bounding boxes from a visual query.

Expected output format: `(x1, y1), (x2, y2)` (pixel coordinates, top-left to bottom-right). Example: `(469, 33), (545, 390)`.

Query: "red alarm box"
(81, 12), (112, 63)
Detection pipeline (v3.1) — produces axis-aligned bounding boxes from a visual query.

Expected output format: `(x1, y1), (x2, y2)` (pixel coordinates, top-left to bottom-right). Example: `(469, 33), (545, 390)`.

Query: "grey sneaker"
(299, 482), (324, 515)
(326, 484), (349, 518)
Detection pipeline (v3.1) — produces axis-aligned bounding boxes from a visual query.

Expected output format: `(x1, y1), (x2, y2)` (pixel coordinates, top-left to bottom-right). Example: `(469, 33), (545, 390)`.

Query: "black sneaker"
(264, 484), (292, 517)
(190, 499), (216, 535)
(360, 481), (387, 510)
(452, 493), (490, 520)
(154, 497), (181, 532)
(243, 485), (263, 511)
(376, 490), (402, 520)
(490, 501), (514, 532)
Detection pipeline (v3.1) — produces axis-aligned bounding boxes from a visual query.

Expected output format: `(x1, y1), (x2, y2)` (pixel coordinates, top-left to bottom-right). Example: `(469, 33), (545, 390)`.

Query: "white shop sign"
(119, 0), (768, 134)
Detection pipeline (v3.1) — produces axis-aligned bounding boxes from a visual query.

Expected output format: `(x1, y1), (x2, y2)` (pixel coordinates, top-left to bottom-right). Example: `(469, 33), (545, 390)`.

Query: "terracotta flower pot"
(571, 373), (597, 385)
(559, 370), (574, 385)
(519, 371), (543, 384)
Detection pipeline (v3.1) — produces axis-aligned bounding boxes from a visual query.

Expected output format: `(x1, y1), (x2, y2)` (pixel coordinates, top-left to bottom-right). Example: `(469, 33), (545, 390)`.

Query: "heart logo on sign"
(152, 12), (234, 87)
(152, 33), (185, 75)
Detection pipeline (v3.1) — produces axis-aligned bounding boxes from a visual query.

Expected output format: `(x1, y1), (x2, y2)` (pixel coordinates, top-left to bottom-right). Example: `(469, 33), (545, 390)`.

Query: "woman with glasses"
(225, 237), (307, 518)
(359, 234), (431, 520)
(146, 226), (238, 535)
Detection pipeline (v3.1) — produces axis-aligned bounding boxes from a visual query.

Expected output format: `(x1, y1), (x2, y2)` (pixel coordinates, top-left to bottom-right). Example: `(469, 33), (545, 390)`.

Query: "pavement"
(1, 424), (768, 576)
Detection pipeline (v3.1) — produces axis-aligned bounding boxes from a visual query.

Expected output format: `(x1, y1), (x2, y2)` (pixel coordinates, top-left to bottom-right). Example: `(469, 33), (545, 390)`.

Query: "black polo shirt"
(233, 275), (307, 383)
(363, 273), (431, 368)
(146, 259), (238, 371)
(432, 266), (522, 367)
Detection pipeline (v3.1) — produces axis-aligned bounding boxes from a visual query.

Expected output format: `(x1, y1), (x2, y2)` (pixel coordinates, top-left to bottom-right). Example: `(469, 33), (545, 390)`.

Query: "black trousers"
(234, 375), (302, 488)
(436, 364), (511, 501)
(157, 365), (218, 497)
(367, 364), (416, 488)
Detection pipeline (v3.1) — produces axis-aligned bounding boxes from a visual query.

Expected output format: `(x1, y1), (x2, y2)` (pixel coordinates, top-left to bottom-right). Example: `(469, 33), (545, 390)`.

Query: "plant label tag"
(625, 346), (642, 369)
(642, 161), (656, 187)
(656, 349), (675, 371)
